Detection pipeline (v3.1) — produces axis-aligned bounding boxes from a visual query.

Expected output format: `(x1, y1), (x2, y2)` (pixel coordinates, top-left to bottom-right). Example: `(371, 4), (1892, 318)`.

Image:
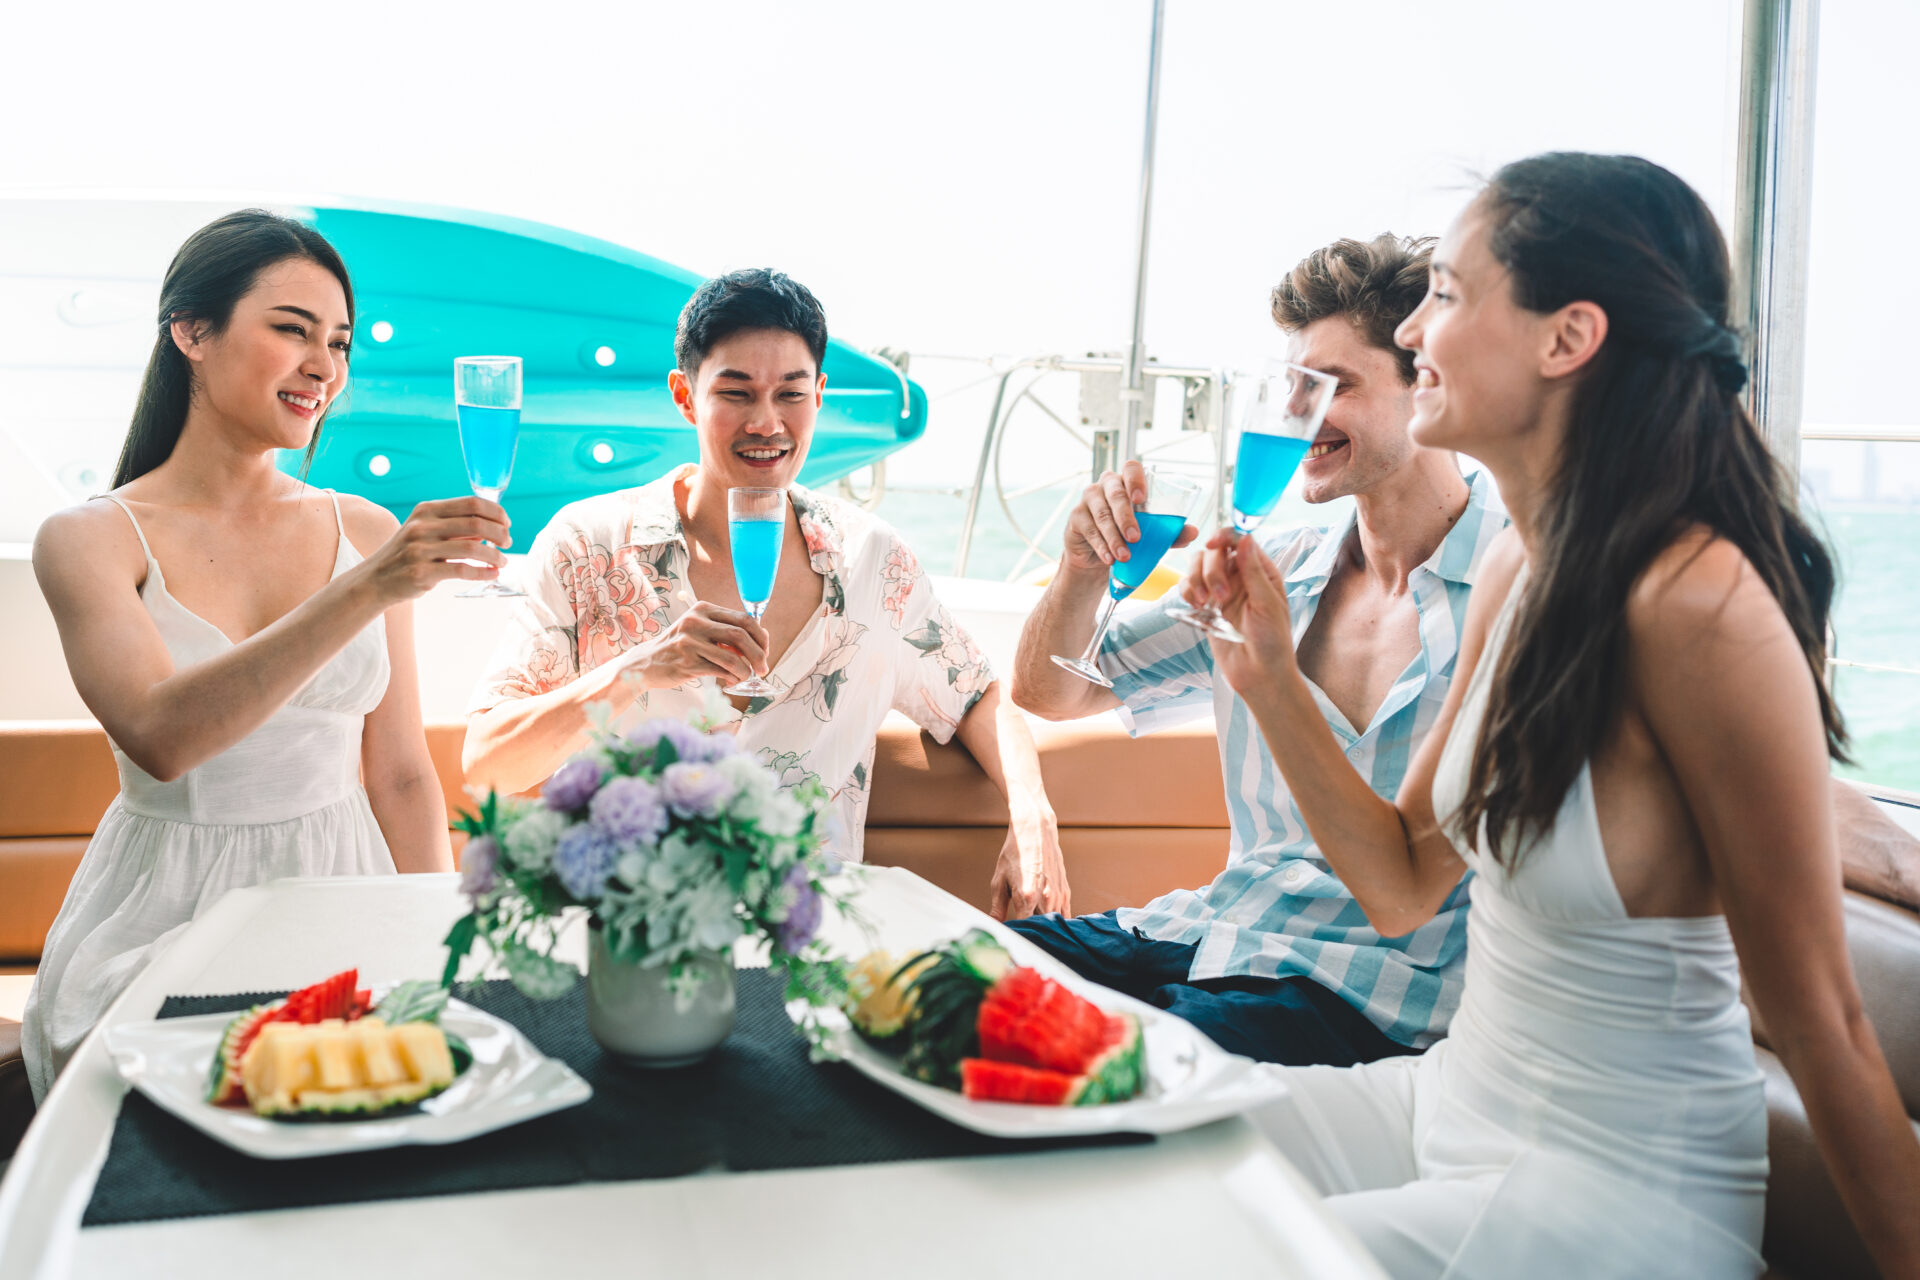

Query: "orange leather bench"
(0, 714), (1229, 962)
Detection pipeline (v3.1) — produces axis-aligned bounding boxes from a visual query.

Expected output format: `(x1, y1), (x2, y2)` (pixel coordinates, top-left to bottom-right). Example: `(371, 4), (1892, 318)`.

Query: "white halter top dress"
(1253, 563), (1768, 1279)
(22, 492), (397, 1101)
(1425, 563), (1769, 1274)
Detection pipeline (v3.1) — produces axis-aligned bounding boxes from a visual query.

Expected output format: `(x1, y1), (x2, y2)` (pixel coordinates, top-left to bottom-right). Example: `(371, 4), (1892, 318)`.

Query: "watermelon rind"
(204, 1003), (285, 1105)
(1081, 1013), (1145, 1104)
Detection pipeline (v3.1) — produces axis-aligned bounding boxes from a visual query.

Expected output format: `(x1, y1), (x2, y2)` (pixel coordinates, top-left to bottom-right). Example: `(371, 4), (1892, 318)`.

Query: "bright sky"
(2, 0), (1909, 464)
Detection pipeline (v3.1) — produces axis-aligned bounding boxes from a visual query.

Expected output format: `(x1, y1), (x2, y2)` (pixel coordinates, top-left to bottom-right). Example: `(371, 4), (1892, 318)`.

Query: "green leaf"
(446, 1032), (473, 1076)
(441, 914), (480, 988)
(721, 842), (751, 895)
(374, 979), (451, 1026)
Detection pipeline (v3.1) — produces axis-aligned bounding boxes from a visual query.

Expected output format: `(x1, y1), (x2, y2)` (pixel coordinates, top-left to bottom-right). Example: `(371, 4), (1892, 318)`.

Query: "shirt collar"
(1280, 468), (1502, 594)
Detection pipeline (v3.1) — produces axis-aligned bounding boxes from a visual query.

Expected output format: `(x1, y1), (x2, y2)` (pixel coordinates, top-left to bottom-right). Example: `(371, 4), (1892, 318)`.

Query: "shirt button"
(1282, 864), (1308, 888)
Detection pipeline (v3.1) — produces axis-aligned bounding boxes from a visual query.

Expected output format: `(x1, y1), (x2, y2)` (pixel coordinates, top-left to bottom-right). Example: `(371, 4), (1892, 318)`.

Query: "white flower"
(718, 754), (777, 823)
(759, 792), (805, 838)
(501, 807), (567, 874)
(684, 879), (744, 951)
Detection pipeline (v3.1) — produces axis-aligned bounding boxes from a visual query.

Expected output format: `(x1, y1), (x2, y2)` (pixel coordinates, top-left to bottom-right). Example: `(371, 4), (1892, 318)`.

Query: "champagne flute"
(1167, 362), (1336, 642)
(453, 355), (525, 598)
(723, 486), (786, 696)
(1051, 468), (1206, 687)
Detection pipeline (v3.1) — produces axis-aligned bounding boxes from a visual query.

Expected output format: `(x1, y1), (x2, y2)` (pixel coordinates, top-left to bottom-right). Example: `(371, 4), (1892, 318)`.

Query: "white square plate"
(813, 997), (1289, 1139)
(104, 1000), (592, 1160)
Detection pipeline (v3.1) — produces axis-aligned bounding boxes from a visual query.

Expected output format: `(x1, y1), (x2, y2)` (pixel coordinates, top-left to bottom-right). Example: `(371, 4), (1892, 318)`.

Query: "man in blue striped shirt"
(1009, 234), (1508, 1066)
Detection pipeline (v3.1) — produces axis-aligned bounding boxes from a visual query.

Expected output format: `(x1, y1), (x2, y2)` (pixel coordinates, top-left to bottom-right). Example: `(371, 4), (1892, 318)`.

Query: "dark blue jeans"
(1005, 910), (1413, 1067)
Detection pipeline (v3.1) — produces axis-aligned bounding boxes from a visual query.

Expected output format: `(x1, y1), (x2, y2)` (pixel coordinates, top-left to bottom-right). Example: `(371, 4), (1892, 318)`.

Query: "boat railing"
(845, 350), (1239, 582)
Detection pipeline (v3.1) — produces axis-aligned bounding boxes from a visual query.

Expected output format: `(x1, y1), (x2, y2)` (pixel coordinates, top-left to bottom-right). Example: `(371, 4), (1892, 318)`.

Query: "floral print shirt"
(470, 466), (993, 861)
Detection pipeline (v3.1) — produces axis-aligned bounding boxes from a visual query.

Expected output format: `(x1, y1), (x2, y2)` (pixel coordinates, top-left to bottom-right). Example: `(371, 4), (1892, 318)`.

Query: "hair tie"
(1709, 348), (1748, 395)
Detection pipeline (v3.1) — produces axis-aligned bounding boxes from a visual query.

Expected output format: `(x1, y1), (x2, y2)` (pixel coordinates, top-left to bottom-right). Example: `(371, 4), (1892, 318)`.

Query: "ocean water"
(877, 486), (1920, 794)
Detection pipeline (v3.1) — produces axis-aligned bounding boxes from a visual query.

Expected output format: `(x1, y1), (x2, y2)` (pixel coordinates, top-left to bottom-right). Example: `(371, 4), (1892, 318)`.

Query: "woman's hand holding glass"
(1182, 531), (1298, 697)
(356, 496), (513, 604)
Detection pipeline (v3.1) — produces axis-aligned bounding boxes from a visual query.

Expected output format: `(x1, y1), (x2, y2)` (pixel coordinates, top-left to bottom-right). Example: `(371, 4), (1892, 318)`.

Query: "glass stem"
(1080, 592), (1124, 665)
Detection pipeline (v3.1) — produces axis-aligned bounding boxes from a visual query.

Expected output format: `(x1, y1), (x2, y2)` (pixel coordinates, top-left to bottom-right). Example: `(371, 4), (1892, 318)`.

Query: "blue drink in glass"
(723, 487), (787, 697)
(456, 404), (521, 499)
(729, 517), (783, 608)
(1230, 433), (1313, 534)
(1170, 363), (1336, 641)
(452, 356), (525, 598)
(1108, 511), (1188, 599)
(1052, 469), (1204, 688)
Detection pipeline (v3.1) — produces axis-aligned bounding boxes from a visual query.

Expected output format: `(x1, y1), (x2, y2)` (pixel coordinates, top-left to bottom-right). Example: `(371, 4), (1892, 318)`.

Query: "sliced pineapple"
(239, 1016), (456, 1118)
(847, 949), (935, 1044)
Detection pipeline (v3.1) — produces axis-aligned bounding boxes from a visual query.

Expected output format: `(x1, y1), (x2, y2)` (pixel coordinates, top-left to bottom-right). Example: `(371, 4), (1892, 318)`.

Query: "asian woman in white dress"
(1186, 154), (1920, 1278)
(22, 211), (512, 1100)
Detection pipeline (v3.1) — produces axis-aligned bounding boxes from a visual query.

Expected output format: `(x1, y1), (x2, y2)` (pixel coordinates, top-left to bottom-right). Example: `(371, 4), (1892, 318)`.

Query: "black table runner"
(83, 970), (1152, 1227)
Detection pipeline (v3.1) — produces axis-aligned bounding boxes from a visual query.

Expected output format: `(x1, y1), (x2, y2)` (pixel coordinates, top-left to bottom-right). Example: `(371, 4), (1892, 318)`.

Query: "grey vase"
(585, 929), (737, 1068)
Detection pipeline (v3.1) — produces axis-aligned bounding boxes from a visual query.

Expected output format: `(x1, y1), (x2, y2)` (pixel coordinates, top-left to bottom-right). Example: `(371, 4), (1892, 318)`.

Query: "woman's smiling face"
(178, 256), (352, 452)
(1394, 203), (1557, 460)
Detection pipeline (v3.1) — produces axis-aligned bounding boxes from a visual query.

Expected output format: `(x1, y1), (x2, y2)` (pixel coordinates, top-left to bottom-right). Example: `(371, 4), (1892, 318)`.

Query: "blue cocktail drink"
(456, 404), (521, 499)
(729, 517), (783, 607)
(453, 356), (526, 598)
(1230, 434), (1313, 533)
(1052, 470), (1205, 688)
(1169, 363), (1336, 642)
(723, 487), (787, 697)
(1108, 511), (1188, 598)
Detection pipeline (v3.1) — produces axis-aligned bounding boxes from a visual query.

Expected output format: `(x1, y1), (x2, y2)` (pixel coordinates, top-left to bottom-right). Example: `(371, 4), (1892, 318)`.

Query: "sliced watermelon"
(205, 1003), (285, 1104)
(976, 969), (1112, 1076)
(960, 1058), (1090, 1105)
(279, 969), (364, 1024)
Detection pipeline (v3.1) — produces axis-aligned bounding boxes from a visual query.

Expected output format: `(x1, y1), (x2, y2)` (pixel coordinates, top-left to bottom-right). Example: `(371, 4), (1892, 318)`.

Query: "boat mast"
(1731, 0), (1820, 481)
(1103, 0), (1167, 476)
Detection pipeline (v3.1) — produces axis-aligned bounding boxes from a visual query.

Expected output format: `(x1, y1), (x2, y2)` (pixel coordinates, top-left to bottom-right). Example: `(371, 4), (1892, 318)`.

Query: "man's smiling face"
(670, 327), (825, 490)
(1286, 315), (1420, 504)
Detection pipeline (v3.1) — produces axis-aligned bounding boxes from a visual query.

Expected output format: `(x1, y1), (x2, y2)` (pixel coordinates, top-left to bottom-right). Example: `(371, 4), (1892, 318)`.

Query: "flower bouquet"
(443, 708), (851, 1057)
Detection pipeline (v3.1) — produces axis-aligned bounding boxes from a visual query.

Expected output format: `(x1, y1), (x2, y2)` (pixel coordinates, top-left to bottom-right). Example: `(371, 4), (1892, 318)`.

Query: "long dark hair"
(114, 210), (355, 487)
(1455, 152), (1845, 867)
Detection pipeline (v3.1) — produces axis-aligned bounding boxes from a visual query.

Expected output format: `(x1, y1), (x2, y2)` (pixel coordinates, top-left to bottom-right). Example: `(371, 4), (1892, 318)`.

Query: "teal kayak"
(279, 199), (927, 535)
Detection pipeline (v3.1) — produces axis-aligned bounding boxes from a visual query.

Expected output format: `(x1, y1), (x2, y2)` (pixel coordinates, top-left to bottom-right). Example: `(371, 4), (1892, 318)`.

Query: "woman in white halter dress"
(23, 493), (395, 1097)
(1184, 153), (1920, 1277)
(1252, 564), (1770, 1276)
(21, 210), (513, 1100)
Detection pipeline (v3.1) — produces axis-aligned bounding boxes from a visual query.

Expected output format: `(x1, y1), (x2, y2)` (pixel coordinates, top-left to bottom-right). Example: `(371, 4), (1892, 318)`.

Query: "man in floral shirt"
(465, 268), (1067, 917)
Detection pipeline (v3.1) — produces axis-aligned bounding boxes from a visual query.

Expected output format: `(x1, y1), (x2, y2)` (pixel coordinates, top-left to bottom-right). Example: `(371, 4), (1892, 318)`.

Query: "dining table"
(0, 866), (1385, 1279)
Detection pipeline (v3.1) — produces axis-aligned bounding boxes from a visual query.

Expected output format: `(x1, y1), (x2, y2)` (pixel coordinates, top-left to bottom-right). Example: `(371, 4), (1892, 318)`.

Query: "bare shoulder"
(32, 499), (146, 588)
(1626, 527), (1786, 661)
(1462, 526), (1528, 625)
(336, 493), (401, 557)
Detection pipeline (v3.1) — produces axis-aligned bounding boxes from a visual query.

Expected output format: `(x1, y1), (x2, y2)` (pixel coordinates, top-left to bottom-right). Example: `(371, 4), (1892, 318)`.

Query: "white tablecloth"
(0, 868), (1383, 1279)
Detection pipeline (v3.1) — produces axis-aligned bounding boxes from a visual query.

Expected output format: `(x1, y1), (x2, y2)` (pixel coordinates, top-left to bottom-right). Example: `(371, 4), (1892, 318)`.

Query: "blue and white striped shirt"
(1101, 471), (1507, 1047)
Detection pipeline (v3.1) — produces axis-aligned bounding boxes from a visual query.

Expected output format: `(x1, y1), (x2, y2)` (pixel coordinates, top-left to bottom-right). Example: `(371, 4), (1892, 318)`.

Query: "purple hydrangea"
(678, 729), (739, 764)
(459, 834), (499, 899)
(624, 718), (704, 764)
(659, 761), (731, 819)
(589, 775), (669, 846)
(543, 756), (607, 813)
(773, 865), (822, 954)
(553, 824), (621, 900)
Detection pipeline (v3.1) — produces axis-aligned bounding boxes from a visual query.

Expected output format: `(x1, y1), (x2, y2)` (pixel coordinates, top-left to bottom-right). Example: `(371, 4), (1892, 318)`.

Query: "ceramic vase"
(584, 927), (736, 1068)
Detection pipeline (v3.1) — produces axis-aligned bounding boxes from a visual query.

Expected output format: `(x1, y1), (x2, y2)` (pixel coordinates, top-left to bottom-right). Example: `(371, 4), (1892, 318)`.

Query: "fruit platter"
(105, 969), (592, 1160)
(822, 929), (1292, 1138)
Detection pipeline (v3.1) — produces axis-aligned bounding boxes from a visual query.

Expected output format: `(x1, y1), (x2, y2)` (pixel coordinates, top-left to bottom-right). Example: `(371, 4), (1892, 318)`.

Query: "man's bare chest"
(1295, 578), (1423, 734)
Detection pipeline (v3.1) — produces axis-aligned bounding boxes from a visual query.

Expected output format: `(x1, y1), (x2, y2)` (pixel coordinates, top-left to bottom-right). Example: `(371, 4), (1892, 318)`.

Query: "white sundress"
(22, 491), (397, 1101)
(1252, 564), (1769, 1279)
